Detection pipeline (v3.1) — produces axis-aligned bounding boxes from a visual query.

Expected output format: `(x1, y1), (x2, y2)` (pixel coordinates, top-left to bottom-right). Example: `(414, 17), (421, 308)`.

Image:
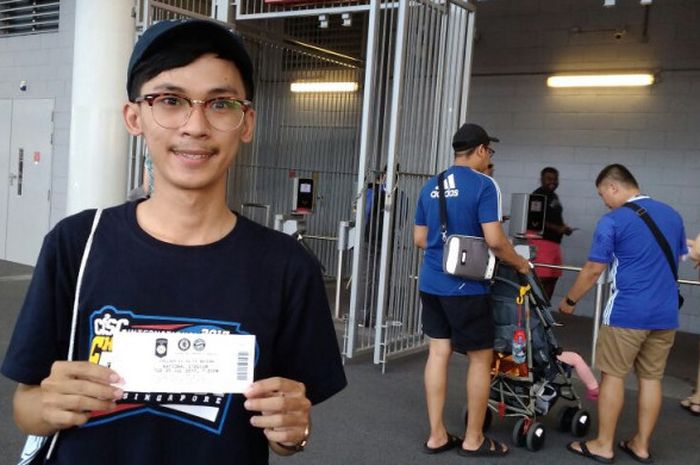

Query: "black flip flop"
(422, 433), (461, 454)
(618, 441), (653, 464)
(457, 436), (509, 457)
(566, 441), (615, 463)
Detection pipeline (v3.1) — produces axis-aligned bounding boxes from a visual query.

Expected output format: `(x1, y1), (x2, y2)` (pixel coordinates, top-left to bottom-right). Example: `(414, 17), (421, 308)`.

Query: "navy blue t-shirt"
(1, 201), (347, 465)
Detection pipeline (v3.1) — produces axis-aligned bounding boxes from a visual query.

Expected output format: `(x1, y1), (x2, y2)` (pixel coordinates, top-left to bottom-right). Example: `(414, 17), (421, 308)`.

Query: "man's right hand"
(515, 257), (531, 275)
(688, 233), (700, 266)
(17, 361), (123, 433)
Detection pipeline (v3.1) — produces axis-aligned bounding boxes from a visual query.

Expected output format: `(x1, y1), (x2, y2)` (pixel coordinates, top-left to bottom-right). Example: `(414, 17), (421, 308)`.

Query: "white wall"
(470, 0), (700, 332)
(0, 0), (76, 228)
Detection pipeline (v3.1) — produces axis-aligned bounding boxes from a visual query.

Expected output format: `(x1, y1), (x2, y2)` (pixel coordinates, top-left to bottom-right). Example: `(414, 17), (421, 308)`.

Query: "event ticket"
(109, 331), (255, 394)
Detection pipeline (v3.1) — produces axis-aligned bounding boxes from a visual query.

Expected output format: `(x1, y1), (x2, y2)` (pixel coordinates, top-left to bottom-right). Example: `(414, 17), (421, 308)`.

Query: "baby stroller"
(465, 264), (591, 451)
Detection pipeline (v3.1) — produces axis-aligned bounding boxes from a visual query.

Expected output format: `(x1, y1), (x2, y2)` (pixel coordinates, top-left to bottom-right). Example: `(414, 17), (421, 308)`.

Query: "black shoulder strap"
(622, 202), (678, 281)
(437, 171), (448, 243)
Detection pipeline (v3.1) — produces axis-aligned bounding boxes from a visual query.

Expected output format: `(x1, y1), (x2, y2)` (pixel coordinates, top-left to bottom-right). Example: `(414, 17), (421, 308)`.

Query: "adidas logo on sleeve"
(430, 173), (459, 198)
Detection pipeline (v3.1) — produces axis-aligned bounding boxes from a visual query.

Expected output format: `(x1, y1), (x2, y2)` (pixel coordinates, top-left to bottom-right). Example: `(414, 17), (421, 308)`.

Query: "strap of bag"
(45, 208), (103, 460)
(622, 202), (678, 281)
(437, 171), (448, 243)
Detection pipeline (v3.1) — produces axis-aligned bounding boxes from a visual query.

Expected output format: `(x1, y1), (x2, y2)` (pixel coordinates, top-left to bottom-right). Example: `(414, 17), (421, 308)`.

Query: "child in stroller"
(479, 264), (596, 451)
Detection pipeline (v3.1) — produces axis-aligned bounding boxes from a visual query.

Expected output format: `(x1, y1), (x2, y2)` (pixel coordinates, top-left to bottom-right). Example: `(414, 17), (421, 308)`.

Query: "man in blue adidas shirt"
(414, 123), (529, 458)
(561, 164), (686, 463)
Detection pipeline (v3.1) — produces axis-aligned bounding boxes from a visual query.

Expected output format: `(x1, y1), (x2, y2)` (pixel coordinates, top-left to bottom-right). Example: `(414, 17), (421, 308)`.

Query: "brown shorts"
(595, 325), (675, 380)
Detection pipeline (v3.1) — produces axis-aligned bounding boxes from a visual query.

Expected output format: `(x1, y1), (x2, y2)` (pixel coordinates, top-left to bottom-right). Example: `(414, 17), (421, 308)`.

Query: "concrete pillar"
(66, 0), (134, 214)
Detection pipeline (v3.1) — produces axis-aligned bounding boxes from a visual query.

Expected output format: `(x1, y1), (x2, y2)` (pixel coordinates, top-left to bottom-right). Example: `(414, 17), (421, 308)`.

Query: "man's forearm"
(566, 262), (604, 302)
(490, 240), (525, 268)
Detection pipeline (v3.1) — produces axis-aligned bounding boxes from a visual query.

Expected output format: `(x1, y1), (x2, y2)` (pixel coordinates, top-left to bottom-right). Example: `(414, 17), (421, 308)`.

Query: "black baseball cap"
(127, 19), (254, 100)
(452, 123), (499, 152)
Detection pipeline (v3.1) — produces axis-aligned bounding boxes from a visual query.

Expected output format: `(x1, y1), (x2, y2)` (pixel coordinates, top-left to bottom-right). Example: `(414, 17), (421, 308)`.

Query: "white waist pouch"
(442, 234), (497, 281)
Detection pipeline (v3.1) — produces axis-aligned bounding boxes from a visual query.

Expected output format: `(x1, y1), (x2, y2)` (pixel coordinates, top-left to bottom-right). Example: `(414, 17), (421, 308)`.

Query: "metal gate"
(134, 0), (477, 370)
(344, 0), (476, 370)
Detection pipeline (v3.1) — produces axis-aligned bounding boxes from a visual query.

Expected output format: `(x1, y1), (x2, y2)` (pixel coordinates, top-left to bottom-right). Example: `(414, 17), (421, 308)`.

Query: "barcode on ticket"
(237, 351), (250, 381)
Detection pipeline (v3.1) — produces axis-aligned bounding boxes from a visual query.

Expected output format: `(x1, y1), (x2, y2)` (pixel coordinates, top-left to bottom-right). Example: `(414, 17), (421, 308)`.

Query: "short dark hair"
(595, 164), (639, 188)
(541, 167), (558, 177)
(455, 147), (478, 158)
(128, 31), (254, 101)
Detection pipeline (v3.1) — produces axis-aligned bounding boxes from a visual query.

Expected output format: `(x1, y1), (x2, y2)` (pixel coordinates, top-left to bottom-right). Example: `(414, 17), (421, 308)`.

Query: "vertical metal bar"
(373, 0), (409, 365)
(335, 235), (346, 320)
(213, 0), (228, 20)
(459, 8), (476, 123)
(142, 0), (151, 29)
(430, 3), (448, 172)
(346, 0), (381, 359)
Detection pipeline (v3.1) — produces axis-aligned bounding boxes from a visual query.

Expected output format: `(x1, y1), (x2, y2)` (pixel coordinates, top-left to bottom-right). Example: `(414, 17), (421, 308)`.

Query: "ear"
(123, 102), (144, 136)
(239, 108), (256, 143)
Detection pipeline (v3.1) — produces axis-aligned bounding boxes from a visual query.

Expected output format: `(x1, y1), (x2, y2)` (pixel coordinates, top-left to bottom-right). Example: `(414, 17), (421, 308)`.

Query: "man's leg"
(696, 340), (700, 400)
(424, 337), (452, 448)
(463, 348), (500, 451)
(695, 341), (700, 404)
(540, 277), (558, 300)
(569, 372), (623, 460)
(684, 340), (700, 408)
(623, 328), (675, 458)
(621, 377), (661, 460)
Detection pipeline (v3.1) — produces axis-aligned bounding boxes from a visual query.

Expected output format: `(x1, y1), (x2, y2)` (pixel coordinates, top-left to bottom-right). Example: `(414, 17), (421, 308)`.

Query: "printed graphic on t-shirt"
(430, 173), (458, 198)
(86, 306), (257, 434)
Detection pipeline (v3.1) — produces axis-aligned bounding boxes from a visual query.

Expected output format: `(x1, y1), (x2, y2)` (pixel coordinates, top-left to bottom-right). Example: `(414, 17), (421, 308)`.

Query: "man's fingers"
(244, 395), (310, 414)
(263, 426), (307, 445)
(244, 377), (305, 399)
(51, 361), (122, 385)
(249, 411), (307, 429)
(42, 409), (92, 430)
(43, 392), (117, 415)
(42, 376), (123, 401)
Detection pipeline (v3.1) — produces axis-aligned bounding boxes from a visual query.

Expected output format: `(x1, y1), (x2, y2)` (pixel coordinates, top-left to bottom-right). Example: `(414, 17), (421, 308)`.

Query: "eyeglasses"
(485, 146), (495, 156)
(134, 93), (252, 131)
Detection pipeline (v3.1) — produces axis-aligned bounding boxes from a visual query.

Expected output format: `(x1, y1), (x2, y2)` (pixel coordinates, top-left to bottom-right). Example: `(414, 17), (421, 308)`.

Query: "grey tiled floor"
(1, 261), (697, 465)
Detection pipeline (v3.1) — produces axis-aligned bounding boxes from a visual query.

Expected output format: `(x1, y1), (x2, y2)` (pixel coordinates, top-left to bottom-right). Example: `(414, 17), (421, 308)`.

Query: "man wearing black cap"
(2, 19), (346, 465)
(414, 123), (529, 457)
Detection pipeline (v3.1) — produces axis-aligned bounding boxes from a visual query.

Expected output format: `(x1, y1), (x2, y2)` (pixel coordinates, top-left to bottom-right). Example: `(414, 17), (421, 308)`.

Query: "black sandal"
(458, 436), (509, 457)
(422, 433), (462, 454)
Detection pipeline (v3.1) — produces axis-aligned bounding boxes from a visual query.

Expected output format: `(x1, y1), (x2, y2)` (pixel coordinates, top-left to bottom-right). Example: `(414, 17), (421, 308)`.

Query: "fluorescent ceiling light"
(290, 82), (359, 93)
(547, 74), (655, 88)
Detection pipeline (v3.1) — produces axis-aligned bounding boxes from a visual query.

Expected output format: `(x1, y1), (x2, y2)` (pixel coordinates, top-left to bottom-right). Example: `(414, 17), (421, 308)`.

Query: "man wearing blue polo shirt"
(414, 123), (529, 458)
(560, 164), (687, 464)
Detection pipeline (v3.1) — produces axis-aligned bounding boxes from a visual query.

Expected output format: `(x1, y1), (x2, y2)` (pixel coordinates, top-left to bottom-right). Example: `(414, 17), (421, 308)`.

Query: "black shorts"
(420, 291), (494, 353)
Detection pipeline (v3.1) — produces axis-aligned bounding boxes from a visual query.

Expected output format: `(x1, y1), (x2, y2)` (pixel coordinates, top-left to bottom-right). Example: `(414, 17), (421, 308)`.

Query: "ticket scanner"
(508, 193), (547, 238)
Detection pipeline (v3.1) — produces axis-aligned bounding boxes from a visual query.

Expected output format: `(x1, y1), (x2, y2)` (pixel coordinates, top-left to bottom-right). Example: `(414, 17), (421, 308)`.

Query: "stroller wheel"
(525, 422), (546, 452)
(557, 406), (577, 432)
(463, 406), (492, 432)
(571, 409), (591, 437)
(512, 417), (527, 447)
